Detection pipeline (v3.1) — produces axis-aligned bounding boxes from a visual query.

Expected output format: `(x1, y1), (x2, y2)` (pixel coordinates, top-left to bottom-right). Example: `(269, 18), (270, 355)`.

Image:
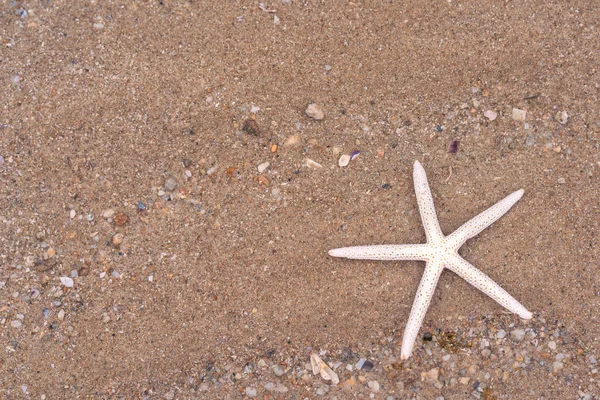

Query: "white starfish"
(329, 161), (532, 359)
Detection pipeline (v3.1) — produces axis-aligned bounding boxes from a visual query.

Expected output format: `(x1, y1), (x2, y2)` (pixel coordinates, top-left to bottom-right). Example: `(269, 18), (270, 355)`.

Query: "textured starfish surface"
(329, 161), (532, 359)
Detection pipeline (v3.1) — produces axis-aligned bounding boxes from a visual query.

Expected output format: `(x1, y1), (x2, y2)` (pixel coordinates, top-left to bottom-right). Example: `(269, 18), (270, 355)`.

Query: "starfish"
(329, 161), (532, 359)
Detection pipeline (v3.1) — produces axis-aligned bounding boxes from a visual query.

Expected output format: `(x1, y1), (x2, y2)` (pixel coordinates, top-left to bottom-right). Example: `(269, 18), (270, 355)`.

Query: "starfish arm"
(413, 161), (444, 243)
(401, 260), (444, 359)
(447, 189), (524, 249)
(328, 244), (430, 261)
(445, 254), (532, 319)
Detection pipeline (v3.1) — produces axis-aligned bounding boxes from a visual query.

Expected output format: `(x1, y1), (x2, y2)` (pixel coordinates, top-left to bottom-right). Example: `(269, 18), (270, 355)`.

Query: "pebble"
(496, 329), (506, 339)
(512, 108), (527, 121)
(367, 380), (380, 392)
(481, 349), (491, 358)
(283, 135), (300, 147)
(272, 364), (284, 376)
(555, 110), (569, 124)
(525, 134), (536, 146)
(553, 361), (564, 372)
(243, 119), (260, 135)
(112, 233), (124, 246)
(305, 158), (323, 169)
(356, 358), (366, 370)
(11, 320), (22, 328)
(510, 329), (526, 342)
(338, 154), (350, 167)
(69, 210), (76, 219)
(245, 387), (257, 397)
(60, 277), (74, 288)
(557, 177), (566, 184)
(315, 386), (328, 396)
(421, 367), (439, 382)
(264, 382), (288, 393)
(257, 162), (270, 173)
(305, 103), (324, 120)
(483, 110), (498, 121)
(103, 209), (115, 219)
(548, 341), (557, 351)
(361, 360), (374, 371)
(58, 309), (65, 321)
(164, 177), (178, 192)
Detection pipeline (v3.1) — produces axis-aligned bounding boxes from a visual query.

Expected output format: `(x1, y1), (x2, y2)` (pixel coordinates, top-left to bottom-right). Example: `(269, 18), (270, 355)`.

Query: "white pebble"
(512, 108), (527, 121)
(60, 277), (74, 288)
(257, 162), (270, 173)
(305, 103), (325, 120)
(69, 210), (76, 219)
(305, 158), (322, 169)
(338, 154), (350, 167)
(484, 110), (498, 121)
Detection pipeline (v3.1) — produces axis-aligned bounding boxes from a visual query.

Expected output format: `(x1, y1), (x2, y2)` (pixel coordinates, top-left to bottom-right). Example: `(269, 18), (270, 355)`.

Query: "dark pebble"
(423, 332), (433, 341)
(361, 360), (374, 372)
(243, 119), (260, 136)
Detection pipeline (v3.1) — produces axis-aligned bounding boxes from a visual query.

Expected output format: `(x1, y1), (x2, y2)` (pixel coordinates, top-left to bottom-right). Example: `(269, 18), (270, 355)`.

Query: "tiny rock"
(555, 110), (569, 125)
(257, 162), (270, 173)
(421, 367), (439, 382)
(305, 103), (324, 120)
(164, 177), (178, 192)
(243, 119), (260, 135)
(305, 158), (323, 169)
(510, 329), (526, 342)
(484, 110), (498, 121)
(338, 154), (350, 167)
(512, 108), (527, 121)
(112, 233), (124, 246)
(114, 212), (129, 227)
(60, 276), (74, 288)
(283, 135), (300, 147)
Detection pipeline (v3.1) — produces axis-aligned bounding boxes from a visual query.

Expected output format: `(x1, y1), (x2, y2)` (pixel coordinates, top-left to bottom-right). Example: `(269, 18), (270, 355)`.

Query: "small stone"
(342, 376), (357, 391)
(423, 332), (433, 341)
(361, 360), (374, 372)
(553, 146), (562, 153)
(243, 119), (260, 135)
(557, 178), (566, 184)
(103, 209), (115, 219)
(272, 364), (285, 376)
(250, 105), (260, 114)
(512, 108), (527, 121)
(525, 134), (536, 146)
(36, 231), (46, 241)
(315, 386), (328, 396)
(484, 110), (498, 121)
(11, 320), (22, 328)
(355, 358), (366, 370)
(325, 65), (332, 71)
(283, 135), (300, 147)
(338, 154), (350, 167)
(421, 367), (439, 382)
(458, 377), (470, 385)
(69, 210), (76, 219)
(112, 233), (124, 246)
(265, 382), (288, 393)
(164, 177), (178, 192)
(548, 341), (557, 351)
(102, 313), (110, 323)
(59, 277), (74, 288)
(552, 361), (563, 372)
(93, 22), (104, 29)
(496, 329), (506, 339)
(114, 212), (129, 226)
(305, 103), (324, 120)
(257, 162), (270, 173)
(510, 329), (526, 342)
(305, 158), (322, 169)
(58, 309), (65, 321)
(367, 381), (380, 392)
(481, 349), (491, 358)
(555, 111), (569, 125)
(245, 387), (257, 397)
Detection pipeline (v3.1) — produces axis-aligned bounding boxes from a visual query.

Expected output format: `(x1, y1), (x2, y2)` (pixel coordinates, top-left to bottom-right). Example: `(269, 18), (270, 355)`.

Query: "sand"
(1, 0), (599, 398)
